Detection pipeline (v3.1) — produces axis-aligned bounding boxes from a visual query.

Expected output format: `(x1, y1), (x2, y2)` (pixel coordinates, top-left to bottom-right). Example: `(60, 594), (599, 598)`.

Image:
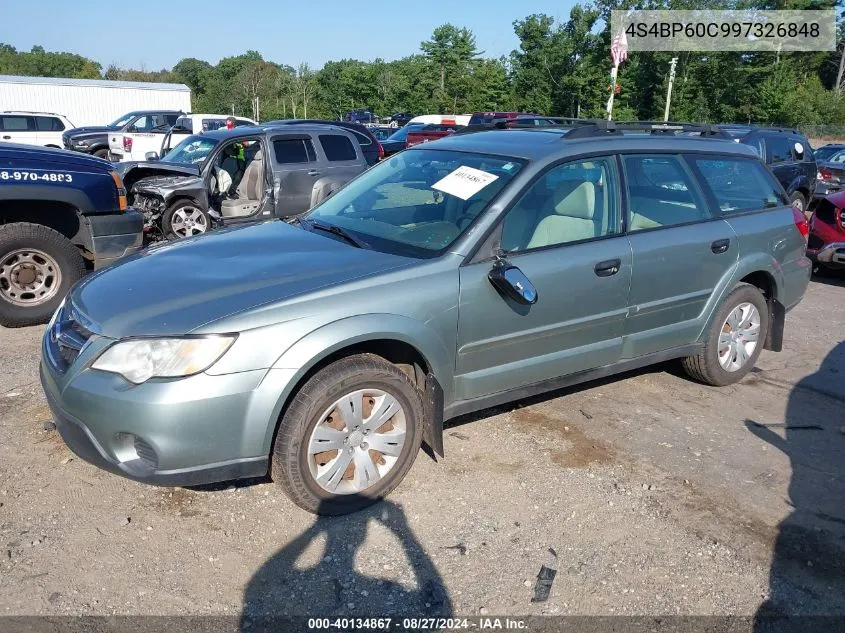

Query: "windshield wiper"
(302, 219), (369, 249)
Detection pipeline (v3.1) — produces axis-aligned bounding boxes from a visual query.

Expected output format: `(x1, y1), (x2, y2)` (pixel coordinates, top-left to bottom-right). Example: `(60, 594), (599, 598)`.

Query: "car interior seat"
(221, 149), (264, 218)
(526, 180), (599, 249)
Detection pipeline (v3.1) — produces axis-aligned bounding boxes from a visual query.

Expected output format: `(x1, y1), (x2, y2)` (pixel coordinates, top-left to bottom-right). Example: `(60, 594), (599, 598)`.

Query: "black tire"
(161, 200), (211, 241)
(682, 283), (769, 387)
(272, 353), (425, 515)
(0, 223), (86, 328)
(93, 148), (109, 159)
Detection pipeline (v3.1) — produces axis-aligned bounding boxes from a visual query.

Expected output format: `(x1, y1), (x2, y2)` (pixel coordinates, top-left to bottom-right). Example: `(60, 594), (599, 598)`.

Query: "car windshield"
(385, 124), (423, 143)
(161, 135), (218, 166)
(305, 148), (523, 257)
(109, 113), (136, 129)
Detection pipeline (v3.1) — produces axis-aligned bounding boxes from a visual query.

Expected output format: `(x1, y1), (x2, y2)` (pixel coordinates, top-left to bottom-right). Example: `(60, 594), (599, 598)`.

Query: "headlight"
(75, 140), (89, 148)
(91, 335), (236, 384)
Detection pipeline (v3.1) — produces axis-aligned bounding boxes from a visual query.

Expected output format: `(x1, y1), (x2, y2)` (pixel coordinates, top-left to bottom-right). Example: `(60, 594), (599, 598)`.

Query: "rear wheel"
(271, 354), (424, 515)
(789, 191), (809, 220)
(161, 200), (210, 240)
(682, 283), (769, 386)
(0, 223), (85, 328)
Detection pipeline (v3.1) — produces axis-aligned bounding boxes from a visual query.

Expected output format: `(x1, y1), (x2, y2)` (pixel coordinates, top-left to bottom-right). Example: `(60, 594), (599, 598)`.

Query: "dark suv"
(63, 110), (184, 160)
(719, 125), (817, 215)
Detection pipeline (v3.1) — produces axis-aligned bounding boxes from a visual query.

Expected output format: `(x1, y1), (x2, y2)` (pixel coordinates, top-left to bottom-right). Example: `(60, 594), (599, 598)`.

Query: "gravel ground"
(0, 275), (843, 619)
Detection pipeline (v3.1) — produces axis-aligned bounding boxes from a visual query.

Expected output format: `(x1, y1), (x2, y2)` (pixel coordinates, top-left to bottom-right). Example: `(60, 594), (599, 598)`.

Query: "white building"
(0, 75), (192, 127)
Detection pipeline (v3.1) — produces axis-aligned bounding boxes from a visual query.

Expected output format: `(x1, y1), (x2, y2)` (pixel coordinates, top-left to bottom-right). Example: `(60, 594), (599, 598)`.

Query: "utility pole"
(663, 57), (678, 122)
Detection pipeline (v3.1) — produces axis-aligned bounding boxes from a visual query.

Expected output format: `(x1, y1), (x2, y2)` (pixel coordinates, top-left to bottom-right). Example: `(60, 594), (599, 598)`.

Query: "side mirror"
(145, 151), (159, 161)
(488, 259), (538, 305)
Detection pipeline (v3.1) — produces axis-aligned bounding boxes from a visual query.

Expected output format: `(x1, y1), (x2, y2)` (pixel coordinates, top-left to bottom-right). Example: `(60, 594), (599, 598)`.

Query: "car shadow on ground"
(239, 499), (451, 631)
(746, 341), (845, 627)
(810, 268), (845, 289)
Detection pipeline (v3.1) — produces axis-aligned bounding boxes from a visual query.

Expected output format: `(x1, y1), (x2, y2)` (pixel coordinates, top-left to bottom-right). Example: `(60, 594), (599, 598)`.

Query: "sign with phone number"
(0, 170), (74, 183)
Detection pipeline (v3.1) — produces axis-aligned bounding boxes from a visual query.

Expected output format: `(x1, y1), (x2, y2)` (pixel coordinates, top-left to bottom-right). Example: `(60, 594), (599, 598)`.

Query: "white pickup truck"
(108, 111), (183, 162)
(110, 113), (256, 162)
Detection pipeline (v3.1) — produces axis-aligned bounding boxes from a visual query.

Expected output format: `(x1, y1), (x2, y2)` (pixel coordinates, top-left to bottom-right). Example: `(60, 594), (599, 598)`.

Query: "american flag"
(611, 30), (629, 67)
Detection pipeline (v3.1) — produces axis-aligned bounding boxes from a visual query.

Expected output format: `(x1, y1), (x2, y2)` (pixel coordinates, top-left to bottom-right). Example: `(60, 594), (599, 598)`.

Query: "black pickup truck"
(0, 144), (144, 327)
(62, 110), (183, 160)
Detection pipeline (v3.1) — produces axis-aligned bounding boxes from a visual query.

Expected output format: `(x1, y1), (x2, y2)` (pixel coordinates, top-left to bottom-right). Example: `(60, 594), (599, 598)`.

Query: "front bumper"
(86, 210), (145, 269)
(40, 326), (300, 487)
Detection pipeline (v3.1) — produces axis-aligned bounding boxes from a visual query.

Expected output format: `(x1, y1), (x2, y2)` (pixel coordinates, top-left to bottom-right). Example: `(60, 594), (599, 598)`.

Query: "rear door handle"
(711, 238), (730, 254)
(594, 258), (621, 277)
(307, 169), (320, 176)
(2, 136), (10, 140)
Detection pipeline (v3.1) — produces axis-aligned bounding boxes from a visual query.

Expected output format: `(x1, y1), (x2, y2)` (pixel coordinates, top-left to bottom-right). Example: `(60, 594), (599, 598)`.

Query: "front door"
(455, 156), (632, 402)
(270, 135), (321, 217)
(620, 153), (739, 358)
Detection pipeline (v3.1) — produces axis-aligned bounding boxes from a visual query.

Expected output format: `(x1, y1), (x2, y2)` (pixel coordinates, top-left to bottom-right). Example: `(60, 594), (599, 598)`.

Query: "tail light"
(122, 136), (133, 152)
(792, 204), (809, 240)
(376, 139), (384, 160)
(818, 169), (832, 181)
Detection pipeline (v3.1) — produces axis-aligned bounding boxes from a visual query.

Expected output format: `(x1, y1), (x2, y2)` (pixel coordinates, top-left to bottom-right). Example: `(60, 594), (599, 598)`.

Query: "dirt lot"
(0, 275), (843, 621)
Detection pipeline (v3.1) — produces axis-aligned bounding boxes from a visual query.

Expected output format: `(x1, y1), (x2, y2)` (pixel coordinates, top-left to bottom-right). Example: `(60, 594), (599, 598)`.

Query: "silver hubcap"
(0, 248), (62, 307)
(307, 389), (406, 495)
(718, 302), (761, 372)
(170, 207), (208, 237)
(792, 198), (804, 212)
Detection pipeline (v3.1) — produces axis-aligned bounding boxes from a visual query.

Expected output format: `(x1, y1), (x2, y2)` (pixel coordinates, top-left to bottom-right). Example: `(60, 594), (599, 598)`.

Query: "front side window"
(273, 138), (316, 164)
(501, 157), (619, 252)
(623, 155), (710, 231)
(306, 149), (522, 257)
(35, 116), (64, 131)
(690, 156), (788, 213)
(319, 134), (357, 161)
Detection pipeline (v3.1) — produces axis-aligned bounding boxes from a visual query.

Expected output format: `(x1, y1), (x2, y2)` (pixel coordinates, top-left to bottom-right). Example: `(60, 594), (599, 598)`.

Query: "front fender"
(260, 313), (455, 452)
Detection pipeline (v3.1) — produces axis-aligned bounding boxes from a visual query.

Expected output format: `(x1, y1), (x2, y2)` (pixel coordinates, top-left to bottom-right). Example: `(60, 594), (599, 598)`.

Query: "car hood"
(133, 174), (204, 195)
(65, 126), (114, 137)
(116, 160), (200, 178)
(70, 221), (417, 338)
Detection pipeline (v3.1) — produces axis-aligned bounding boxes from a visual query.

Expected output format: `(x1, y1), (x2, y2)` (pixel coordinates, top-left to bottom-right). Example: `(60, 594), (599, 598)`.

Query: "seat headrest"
(552, 181), (595, 220)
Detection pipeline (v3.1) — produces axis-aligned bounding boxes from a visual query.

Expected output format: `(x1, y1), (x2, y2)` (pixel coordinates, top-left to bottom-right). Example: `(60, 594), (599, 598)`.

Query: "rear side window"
(768, 136), (791, 163)
(35, 116), (65, 131)
(690, 156), (789, 213)
(351, 130), (372, 146)
(274, 138), (316, 164)
(0, 115), (35, 131)
(622, 155), (710, 231)
(319, 134), (357, 161)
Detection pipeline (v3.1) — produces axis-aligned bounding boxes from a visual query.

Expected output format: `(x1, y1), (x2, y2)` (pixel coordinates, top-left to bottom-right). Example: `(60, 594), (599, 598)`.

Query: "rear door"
(0, 115), (37, 146)
(271, 134), (321, 217)
(316, 132), (366, 181)
(621, 153), (739, 358)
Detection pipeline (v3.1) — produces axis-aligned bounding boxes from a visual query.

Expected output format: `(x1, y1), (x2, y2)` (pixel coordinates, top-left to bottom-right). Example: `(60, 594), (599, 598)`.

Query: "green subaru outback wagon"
(41, 123), (812, 514)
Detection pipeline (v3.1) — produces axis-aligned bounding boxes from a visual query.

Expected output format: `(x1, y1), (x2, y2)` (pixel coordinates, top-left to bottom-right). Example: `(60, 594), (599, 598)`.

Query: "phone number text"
(0, 171), (74, 183)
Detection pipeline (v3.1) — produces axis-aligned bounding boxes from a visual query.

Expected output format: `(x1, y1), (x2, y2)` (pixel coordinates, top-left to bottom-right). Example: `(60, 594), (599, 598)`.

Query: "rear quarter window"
(688, 156), (789, 214)
(319, 134), (357, 161)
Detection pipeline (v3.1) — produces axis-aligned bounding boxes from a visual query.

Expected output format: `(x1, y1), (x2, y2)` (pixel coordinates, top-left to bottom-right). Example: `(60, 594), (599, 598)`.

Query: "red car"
(808, 189), (845, 271)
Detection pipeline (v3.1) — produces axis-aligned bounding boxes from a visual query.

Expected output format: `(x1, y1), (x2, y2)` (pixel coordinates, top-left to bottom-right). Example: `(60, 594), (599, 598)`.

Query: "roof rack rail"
(562, 120), (732, 139)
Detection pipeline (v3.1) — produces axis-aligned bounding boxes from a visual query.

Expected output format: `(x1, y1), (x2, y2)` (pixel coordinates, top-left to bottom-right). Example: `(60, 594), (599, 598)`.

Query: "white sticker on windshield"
(432, 165), (499, 200)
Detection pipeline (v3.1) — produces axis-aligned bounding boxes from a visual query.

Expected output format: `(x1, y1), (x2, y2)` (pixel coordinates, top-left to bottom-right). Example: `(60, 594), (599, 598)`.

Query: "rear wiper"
(302, 219), (369, 249)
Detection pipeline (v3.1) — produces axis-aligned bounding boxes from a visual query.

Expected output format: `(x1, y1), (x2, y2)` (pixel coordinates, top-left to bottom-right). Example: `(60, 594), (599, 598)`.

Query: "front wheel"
(161, 200), (210, 241)
(682, 283), (769, 386)
(0, 223), (86, 327)
(272, 354), (425, 515)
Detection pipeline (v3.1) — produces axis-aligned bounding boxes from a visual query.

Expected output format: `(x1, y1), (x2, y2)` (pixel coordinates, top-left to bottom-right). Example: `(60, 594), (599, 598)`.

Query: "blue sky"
(2, 0), (578, 71)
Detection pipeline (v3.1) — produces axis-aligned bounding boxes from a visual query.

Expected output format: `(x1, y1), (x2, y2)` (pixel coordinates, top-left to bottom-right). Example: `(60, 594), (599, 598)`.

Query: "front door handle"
(711, 238), (730, 254)
(1, 136), (10, 140)
(594, 258), (621, 277)
(307, 169), (320, 176)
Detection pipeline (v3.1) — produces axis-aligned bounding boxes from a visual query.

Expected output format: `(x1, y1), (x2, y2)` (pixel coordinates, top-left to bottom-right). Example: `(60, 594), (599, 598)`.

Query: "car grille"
(47, 302), (95, 373)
